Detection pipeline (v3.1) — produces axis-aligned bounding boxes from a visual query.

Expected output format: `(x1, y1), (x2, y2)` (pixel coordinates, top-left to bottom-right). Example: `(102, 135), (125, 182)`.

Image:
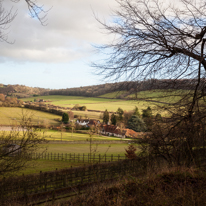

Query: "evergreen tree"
(62, 113), (69, 124)
(133, 106), (140, 117)
(111, 113), (117, 125)
(142, 106), (153, 130)
(128, 115), (147, 132)
(117, 107), (124, 121)
(155, 113), (162, 122)
(103, 109), (109, 124)
(142, 106), (152, 118)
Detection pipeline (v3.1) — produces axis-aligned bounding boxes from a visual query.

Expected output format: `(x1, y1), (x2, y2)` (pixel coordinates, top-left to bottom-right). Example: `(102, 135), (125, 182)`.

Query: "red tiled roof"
(123, 129), (138, 138)
(103, 125), (118, 133)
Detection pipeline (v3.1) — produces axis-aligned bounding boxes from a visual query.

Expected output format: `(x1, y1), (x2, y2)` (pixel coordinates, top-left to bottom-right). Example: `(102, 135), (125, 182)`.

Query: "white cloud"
(0, 0), (118, 63)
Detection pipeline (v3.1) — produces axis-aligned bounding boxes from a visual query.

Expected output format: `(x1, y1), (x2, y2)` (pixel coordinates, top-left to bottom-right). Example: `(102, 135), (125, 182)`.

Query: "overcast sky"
(0, 0), (118, 89)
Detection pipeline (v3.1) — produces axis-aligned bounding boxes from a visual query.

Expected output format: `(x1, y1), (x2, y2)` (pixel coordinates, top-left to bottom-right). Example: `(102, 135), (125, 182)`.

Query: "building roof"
(103, 125), (119, 133)
(123, 129), (138, 138)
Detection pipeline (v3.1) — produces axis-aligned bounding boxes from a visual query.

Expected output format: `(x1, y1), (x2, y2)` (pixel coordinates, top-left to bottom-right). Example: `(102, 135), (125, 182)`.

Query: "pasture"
(17, 159), (85, 175)
(0, 129), (128, 141)
(128, 89), (191, 103)
(44, 130), (126, 141)
(44, 143), (130, 155)
(15, 142), (131, 175)
(21, 95), (164, 114)
(0, 107), (61, 126)
(98, 91), (127, 98)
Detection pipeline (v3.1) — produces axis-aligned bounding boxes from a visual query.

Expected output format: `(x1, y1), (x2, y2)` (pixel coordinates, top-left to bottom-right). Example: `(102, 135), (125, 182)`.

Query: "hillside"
(39, 79), (197, 98)
(0, 83), (50, 98)
(0, 79), (196, 100)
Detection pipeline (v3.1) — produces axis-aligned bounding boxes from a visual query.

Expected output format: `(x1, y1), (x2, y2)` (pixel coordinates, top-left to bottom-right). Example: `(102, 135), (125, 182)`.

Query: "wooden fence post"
(52, 190), (56, 205)
(44, 173), (47, 191)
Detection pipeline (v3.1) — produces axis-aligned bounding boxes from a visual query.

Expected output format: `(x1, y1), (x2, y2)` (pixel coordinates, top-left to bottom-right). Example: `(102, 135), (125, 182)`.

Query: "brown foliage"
(58, 168), (206, 206)
(125, 144), (137, 159)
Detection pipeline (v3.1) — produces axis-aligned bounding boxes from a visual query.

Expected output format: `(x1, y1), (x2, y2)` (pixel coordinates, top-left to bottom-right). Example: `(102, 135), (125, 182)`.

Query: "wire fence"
(31, 152), (127, 163)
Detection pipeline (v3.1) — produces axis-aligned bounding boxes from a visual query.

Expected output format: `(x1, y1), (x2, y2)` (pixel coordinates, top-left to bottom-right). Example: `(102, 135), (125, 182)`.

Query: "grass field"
(0, 129), (128, 141)
(0, 107), (61, 126)
(15, 143), (132, 175)
(128, 89), (191, 103)
(42, 130), (128, 141)
(22, 95), (164, 114)
(98, 91), (127, 98)
(73, 110), (102, 119)
(44, 143), (130, 155)
(22, 95), (120, 105)
(17, 160), (85, 175)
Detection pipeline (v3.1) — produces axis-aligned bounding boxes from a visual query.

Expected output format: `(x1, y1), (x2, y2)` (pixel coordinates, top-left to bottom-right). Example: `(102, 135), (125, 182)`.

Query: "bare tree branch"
(93, 0), (206, 84)
(0, 0), (49, 42)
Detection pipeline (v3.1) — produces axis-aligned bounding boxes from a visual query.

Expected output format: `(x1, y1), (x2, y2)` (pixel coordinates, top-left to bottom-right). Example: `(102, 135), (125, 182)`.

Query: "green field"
(0, 91), (173, 127)
(73, 110), (102, 119)
(17, 160), (85, 175)
(21, 95), (163, 114)
(16, 143), (132, 175)
(22, 95), (120, 105)
(0, 129), (128, 141)
(44, 143), (130, 155)
(98, 91), (127, 98)
(42, 130), (128, 141)
(128, 89), (191, 103)
(0, 107), (61, 126)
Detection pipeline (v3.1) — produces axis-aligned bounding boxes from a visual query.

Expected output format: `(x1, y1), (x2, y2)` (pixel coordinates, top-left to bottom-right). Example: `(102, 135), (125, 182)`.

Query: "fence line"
(31, 152), (127, 163)
(0, 158), (149, 205)
(46, 140), (131, 144)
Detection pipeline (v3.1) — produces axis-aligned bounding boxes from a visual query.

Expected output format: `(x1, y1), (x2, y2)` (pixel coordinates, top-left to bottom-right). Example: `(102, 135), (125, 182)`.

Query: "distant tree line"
(0, 84), (50, 97)
(0, 93), (23, 107)
(0, 79), (198, 99)
(48, 79), (197, 98)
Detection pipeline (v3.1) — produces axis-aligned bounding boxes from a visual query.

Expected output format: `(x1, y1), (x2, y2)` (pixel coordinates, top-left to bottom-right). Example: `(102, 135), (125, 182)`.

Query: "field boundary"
(32, 152), (126, 163)
(0, 159), (148, 205)
(46, 140), (131, 144)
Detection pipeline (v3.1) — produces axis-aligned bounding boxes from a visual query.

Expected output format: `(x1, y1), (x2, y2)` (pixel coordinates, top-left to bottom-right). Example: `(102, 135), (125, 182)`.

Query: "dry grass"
(55, 166), (206, 206)
(3, 166), (206, 206)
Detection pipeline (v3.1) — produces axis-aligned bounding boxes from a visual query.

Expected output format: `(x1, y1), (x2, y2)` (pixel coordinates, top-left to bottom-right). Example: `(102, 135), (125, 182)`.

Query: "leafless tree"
(93, 0), (206, 166)
(0, 113), (47, 177)
(0, 0), (48, 42)
(94, 0), (206, 103)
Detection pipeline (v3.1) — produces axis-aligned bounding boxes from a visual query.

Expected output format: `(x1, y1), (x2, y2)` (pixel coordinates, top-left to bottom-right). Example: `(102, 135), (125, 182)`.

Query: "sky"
(0, 0), (119, 89)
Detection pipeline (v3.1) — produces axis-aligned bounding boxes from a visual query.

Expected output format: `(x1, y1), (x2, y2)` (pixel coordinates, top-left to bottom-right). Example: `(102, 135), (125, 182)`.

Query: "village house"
(101, 125), (139, 139)
(76, 119), (100, 127)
